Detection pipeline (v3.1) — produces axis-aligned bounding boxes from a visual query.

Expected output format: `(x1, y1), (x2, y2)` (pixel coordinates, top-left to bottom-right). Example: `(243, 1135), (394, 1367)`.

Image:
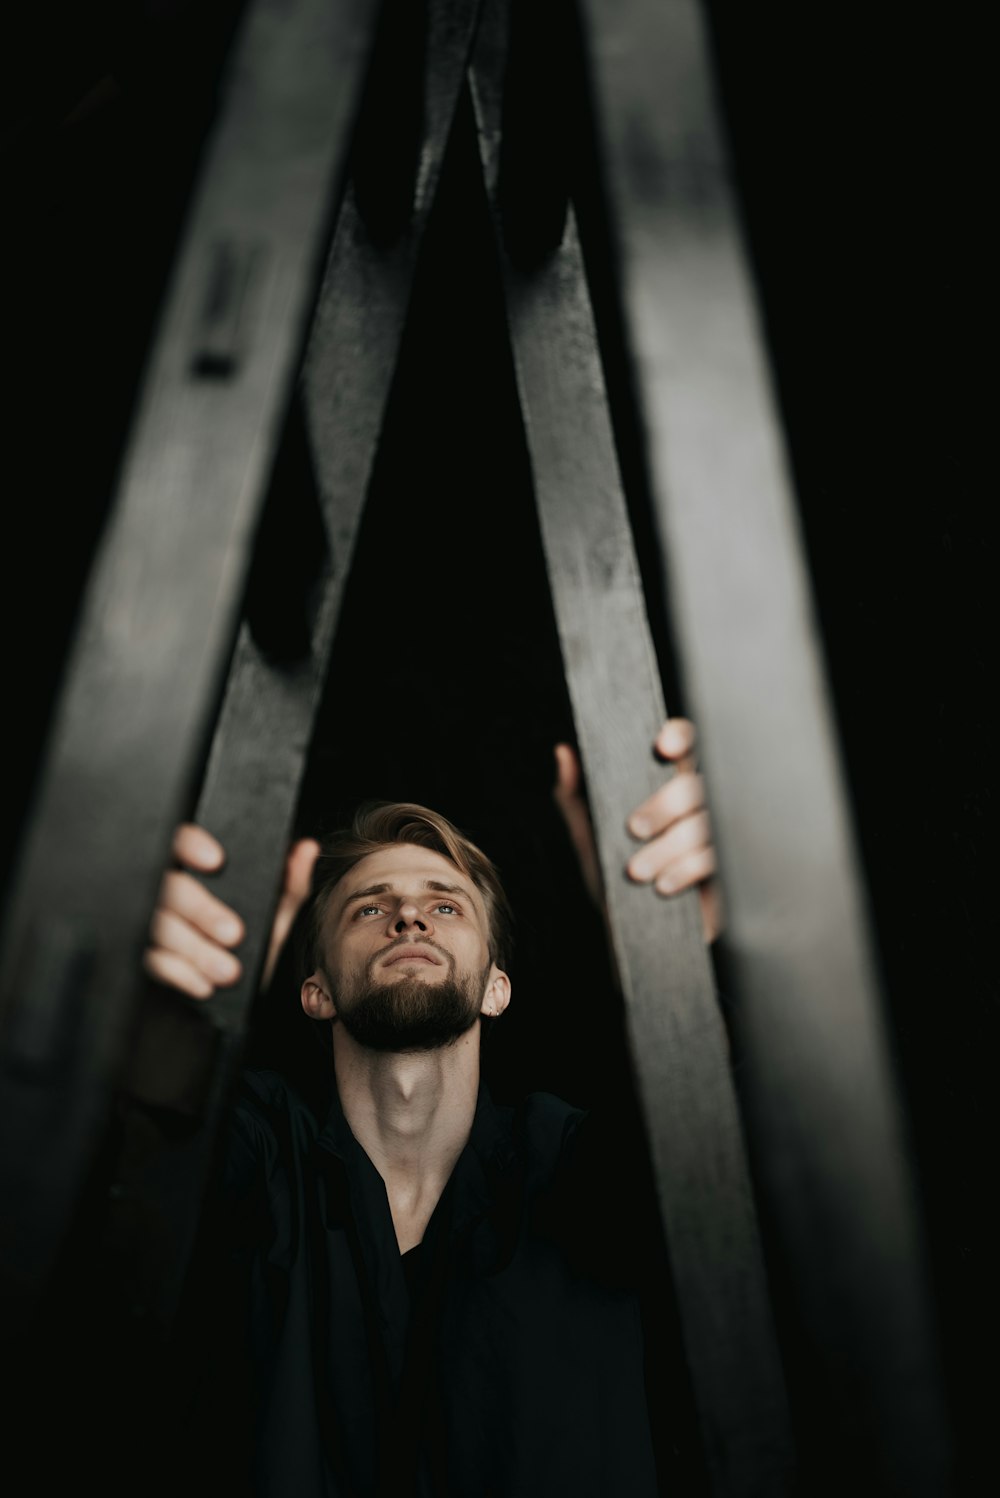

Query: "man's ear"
(480, 965), (511, 1020)
(301, 971), (336, 1021)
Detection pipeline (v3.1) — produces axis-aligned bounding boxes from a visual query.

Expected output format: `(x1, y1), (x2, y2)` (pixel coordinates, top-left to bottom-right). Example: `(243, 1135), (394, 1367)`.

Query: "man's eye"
(436, 903), (458, 915)
(358, 904), (382, 917)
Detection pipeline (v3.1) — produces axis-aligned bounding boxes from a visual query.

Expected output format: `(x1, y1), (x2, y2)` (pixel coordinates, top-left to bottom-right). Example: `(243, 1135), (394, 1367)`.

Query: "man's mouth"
(383, 947), (442, 967)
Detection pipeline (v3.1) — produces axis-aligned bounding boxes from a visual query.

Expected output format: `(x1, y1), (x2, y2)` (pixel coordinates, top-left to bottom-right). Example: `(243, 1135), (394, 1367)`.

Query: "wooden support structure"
(0, 1), (956, 1493)
(578, 1), (955, 1492)
(0, 0), (382, 1315)
(118, 0), (484, 1330)
(470, 6), (792, 1491)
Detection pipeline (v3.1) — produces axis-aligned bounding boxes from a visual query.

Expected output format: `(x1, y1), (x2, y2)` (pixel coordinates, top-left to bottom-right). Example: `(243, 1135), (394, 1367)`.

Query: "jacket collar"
(314, 1067), (519, 1252)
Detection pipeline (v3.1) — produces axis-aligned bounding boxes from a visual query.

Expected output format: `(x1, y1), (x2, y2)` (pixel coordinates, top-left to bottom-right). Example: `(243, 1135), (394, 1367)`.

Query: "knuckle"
(664, 772), (702, 817)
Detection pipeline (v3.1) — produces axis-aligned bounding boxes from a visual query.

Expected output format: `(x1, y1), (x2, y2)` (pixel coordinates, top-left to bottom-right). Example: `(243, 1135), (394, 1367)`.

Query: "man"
(146, 720), (719, 1497)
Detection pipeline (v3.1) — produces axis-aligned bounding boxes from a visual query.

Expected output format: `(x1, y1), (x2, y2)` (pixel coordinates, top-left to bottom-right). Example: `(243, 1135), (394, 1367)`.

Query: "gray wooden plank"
(111, 0), (485, 1327)
(0, 0), (382, 1310)
(469, 5), (795, 1492)
(578, 0), (954, 1492)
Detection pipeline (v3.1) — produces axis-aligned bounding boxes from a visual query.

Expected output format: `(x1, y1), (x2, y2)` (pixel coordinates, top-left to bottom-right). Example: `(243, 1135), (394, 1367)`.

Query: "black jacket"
(186, 1067), (661, 1498)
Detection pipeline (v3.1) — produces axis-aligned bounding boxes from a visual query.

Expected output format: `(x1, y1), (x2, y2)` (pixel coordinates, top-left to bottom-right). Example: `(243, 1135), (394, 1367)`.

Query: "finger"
(653, 845), (718, 897)
(149, 907), (243, 986)
(172, 822), (226, 872)
(626, 810), (712, 884)
(551, 744), (605, 911)
(699, 880), (724, 944)
(262, 839), (322, 990)
(159, 869), (244, 946)
(627, 772), (706, 841)
(143, 946), (216, 1001)
(552, 743), (583, 803)
(284, 838), (321, 906)
(653, 716), (697, 768)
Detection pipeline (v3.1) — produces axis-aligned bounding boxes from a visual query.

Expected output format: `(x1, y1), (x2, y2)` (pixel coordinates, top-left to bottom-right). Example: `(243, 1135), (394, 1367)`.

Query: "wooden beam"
(109, 0), (485, 1329)
(578, 0), (954, 1491)
(0, 0), (382, 1313)
(469, 5), (795, 1492)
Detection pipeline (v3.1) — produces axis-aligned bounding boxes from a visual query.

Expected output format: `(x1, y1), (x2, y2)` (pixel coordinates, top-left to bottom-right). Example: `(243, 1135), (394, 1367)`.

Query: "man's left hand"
(553, 717), (722, 944)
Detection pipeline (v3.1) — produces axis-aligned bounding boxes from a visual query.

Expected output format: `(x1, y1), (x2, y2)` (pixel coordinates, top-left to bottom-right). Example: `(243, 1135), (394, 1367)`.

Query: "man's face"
(313, 844), (507, 1053)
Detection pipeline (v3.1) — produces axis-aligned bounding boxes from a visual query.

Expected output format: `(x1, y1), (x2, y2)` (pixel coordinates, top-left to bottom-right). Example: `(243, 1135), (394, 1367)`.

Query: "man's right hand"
(144, 825), (319, 999)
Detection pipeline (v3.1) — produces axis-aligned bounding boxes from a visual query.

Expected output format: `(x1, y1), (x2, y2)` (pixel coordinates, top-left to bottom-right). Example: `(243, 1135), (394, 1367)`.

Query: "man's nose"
(391, 899), (431, 934)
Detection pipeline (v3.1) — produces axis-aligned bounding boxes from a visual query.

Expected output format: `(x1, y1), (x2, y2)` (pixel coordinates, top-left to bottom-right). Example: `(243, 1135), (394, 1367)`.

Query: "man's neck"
(332, 1027), (480, 1252)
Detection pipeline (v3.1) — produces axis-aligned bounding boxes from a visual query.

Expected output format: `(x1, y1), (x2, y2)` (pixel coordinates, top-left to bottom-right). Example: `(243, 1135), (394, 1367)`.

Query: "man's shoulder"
(507, 1089), (587, 1177)
(230, 1068), (323, 1155)
(514, 1088), (585, 1132)
(238, 1067), (305, 1109)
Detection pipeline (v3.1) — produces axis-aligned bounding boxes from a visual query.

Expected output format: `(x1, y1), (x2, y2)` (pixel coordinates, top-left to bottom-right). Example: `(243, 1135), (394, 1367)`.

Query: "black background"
(2, 3), (993, 1492)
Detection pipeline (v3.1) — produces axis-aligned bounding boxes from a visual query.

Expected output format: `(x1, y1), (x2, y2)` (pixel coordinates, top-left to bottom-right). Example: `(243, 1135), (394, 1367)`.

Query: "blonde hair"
(302, 802), (514, 974)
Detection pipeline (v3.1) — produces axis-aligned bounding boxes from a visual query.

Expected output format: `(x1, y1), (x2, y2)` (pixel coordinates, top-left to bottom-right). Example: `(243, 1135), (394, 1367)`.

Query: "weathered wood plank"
(469, 5), (795, 1492)
(0, 0), (382, 1310)
(578, 0), (954, 1491)
(110, 0), (485, 1326)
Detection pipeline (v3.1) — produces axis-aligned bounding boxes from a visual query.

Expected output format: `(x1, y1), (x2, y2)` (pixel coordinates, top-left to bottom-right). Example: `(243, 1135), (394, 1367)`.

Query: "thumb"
(284, 837), (321, 907)
(262, 838), (321, 990)
(552, 742), (583, 806)
(552, 744), (604, 911)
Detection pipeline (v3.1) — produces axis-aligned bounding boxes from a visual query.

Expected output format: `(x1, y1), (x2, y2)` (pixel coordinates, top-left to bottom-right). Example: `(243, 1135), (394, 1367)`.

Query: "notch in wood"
(190, 240), (267, 379)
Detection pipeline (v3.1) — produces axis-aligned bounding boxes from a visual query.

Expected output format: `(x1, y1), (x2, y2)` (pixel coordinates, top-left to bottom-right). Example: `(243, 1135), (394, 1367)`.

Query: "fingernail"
(211, 953), (241, 982)
(216, 918), (242, 943)
(627, 854), (652, 881)
(629, 816), (650, 838)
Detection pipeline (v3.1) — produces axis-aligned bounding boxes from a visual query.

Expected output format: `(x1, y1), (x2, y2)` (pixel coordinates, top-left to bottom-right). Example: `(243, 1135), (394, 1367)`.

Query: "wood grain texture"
(579, 0), (954, 1491)
(0, 0), (382, 1309)
(108, 0), (485, 1327)
(470, 5), (794, 1492)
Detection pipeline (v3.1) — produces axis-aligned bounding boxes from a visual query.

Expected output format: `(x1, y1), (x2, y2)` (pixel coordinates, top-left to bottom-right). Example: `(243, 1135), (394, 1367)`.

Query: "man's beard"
(332, 945), (491, 1053)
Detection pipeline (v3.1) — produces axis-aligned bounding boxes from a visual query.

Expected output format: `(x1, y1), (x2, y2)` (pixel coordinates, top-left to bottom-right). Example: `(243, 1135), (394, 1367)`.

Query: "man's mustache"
(365, 936), (453, 976)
